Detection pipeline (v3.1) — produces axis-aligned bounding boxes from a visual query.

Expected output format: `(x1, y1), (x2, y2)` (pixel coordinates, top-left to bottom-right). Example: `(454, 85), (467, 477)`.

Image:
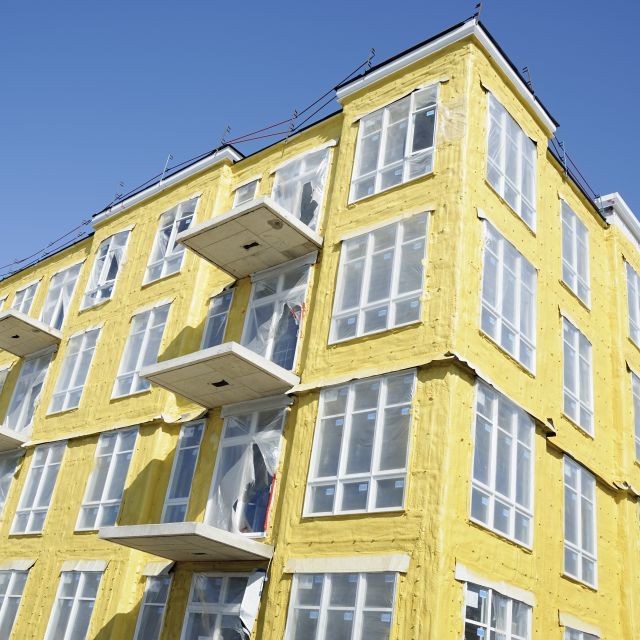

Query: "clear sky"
(1, 0), (638, 274)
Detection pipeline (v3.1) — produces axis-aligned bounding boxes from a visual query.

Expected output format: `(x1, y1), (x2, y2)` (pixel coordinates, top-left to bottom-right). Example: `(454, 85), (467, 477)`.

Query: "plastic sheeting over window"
(206, 407), (286, 535)
(40, 263), (82, 330)
(133, 575), (172, 640)
(201, 291), (234, 350)
(272, 148), (330, 231)
(0, 450), (23, 519)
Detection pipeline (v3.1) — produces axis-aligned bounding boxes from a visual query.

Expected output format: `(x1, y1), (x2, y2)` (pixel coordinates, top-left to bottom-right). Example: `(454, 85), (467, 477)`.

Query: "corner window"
(41, 263), (82, 329)
(11, 282), (39, 315)
(626, 262), (640, 345)
(486, 93), (536, 228)
(561, 202), (590, 305)
(233, 180), (259, 207)
(201, 291), (234, 349)
(305, 371), (415, 516)
(133, 576), (172, 640)
(0, 570), (28, 638)
(562, 318), (593, 434)
(144, 198), (197, 284)
(350, 86), (437, 202)
(330, 214), (428, 343)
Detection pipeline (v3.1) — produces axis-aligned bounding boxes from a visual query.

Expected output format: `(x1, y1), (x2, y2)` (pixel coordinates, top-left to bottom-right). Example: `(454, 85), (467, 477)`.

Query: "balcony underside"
(0, 310), (61, 357)
(0, 426), (26, 452)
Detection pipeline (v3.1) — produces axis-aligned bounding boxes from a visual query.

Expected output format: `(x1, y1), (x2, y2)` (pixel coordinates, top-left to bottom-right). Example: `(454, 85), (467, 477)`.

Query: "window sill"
(74, 528), (100, 534)
(8, 531), (43, 539)
(484, 179), (536, 237)
(328, 318), (423, 348)
(347, 170), (436, 208)
(302, 507), (405, 520)
(468, 518), (533, 552)
(78, 297), (112, 315)
(558, 279), (591, 312)
(141, 267), (183, 290)
(478, 330), (536, 378)
(561, 571), (597, 592)
(561, 412), (594, 439)
(46, 406), (80, 418)
(110, 387), (153, 402)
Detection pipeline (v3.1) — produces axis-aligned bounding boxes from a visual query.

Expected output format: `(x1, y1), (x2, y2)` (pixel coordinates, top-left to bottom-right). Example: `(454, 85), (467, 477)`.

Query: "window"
(133, 576), (172, 640)
(206, 407), (285, 535)
(162, 421), (204, 523)
(350, 86), (437, 202)
(486, 93), (536, 228)
(481, 222), (536, 371)
(48, 328), (100, 413)
(626, 262), (640, 345)
(470, 381), (534, 546)
(463, 582), (531, 640)
(11, 282), (38, 315)
(5, 350), (53, 433)
(0, 365), (10, 397)
(181, 573), (249, 639)
(0, 570), (28, 638)
(563, 457), (597, 587)
(565, 630), (598, 640)
(0, 450), (22, 519)
(273, 148), (330, 230)
(562, 318), (593, 434)
(561, 202), (590, 305)
(145, 198), (197, 283)
(305, 371), (415, 516)
(44, 571), (102, 640)
(241, 261), (310, 370)
(330, 214), (428, 342)
(76, 428), (137, 530)
(285, 572), (397, 640)
(201, 291), (233, 349)
(632, 372), (640, 460)
(12, 442), (65, 534)
(233, 180), (259, 207)
(40, 263), (82, 329)
(113, 303), (170, 398)
(81, 229), (131, 309)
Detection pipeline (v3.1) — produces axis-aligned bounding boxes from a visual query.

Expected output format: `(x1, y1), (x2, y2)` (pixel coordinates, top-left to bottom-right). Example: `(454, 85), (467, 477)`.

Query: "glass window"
(11, 282), (39, 315)
(486, 93), (537, 229)
(206, 408), (285, 535)
(113, 303), (170, 398)
(565, 629), (598, 640)
(76, 428), (137, 530)
(330, 214), (428, 342)
(162, 421), (205, 523)
(626, 262), (640, 346)
(44, 571), (102, 640)
(144, 198), (197, 284)
(305, 371), (415, 516)
(350, 86), (437, 202)
(0, 366), (9, 398)
(133, 576), (172, 640)
(632, 372), (640, 460)
(233, 180), (259, 207)
(563, 457), (597, 587)
(12, 442), (65, 534)
(562, 318), (593, 434)
(0, 450), (23, 519)
(5, 350), (53, 433)
(40, 263), (82, 329)
(463, 582), (531, 640)
(0, 570), (28, 639)
(81, 229), (131, 309)
(470, 382), (534, 546)
(481, 222), (536, 371)
(273, 148), (330, 230)
(285, 572), (397, 640)
(561, 202), (590, 305)
(48, 328), (100, 414)
(201, 291), (234, 349)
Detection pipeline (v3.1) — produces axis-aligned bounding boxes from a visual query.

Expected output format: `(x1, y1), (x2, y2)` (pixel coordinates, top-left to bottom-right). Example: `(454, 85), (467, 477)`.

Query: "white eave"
(599, 192), (640, 251)
(336, 19), (557, 135)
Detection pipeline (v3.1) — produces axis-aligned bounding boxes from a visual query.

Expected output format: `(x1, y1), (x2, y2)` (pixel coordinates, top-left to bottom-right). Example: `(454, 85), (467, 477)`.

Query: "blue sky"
(1, 0), (638, 274)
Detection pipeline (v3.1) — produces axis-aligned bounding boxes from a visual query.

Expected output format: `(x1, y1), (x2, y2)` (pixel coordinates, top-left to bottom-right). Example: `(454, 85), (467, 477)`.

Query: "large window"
(562, 318), (593, 434)
(632, 372), (640, 460)
(561, 202), (590, 305)
(486, 93), (536, 229)
(144, 198), (197, 284)
(471, 382), (534, 546)
(133, 576), (172, 640)
(48, 328), (100, 414)
(113, 303), (170, 398)
(201, 291), (233, 349)
(563, 457), (597, 587)
(463, 582), (531, 640)
(241, 260), (310, 370)
(181, 573), (249, 640)
(0, 570), (28, 638)
(5, 350), (53, 433)
(12, 442), (65, 534)
(626, 262), (640, 345)
(305, 371), (415, 516)
(330, 214), (428, 342)
(76, 428), (137, 530)
(81, 229), (130, 309)
(11, 282), (39, 315)
(285, 572), (397, 640)
(206, 406), (286, 535)
(273, 148), (330, 230)
(40, 263), (82, 329)
(0, 450), (23, 519)
(350, 86), (437, 202)
(565, 630), (598, 640)
(44, 571), (102, 640)
(162, 421), (204, 523)
(481, 222), (536, 371)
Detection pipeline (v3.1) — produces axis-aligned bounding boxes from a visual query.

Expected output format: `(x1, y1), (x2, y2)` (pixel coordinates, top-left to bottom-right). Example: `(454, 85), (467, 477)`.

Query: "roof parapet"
(599, 192), (640, 250)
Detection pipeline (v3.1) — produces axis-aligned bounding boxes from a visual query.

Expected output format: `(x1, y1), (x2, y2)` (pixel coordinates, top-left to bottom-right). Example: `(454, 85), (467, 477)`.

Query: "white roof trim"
(600, 192), (640, 250)
(285, 554), (410, 574)
(92, 148), (242, 228)
(454, 562), (536, 607)
(336, 19), (556, 134)
(558, 612), (601, 636)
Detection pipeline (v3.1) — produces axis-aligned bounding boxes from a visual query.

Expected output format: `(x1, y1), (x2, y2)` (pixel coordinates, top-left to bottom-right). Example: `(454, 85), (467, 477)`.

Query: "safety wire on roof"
(549, 135), (601, 205)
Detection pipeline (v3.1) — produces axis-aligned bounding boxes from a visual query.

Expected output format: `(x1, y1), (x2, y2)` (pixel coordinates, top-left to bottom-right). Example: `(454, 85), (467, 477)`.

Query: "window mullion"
(317, 575), (330, 640)
(64, 576), (83, 640)
(368, 379), (387, 510)
(335, 388), (356, 514)
(375, 108), (390, 193)
(514, 254), (523, 361)
(357, 236), (374, 336)
(353, 574), (367, 640)
(403, 94), (417, 181)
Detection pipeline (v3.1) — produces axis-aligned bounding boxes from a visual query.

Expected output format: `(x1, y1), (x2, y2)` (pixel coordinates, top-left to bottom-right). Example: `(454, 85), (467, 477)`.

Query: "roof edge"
(600, 192), (640, 248)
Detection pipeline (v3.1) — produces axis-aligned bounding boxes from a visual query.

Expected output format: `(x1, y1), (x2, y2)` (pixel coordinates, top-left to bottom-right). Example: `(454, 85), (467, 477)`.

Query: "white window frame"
(349, 85), (438, 203)
(233, 179), (260, 207)
(304, 371), (416, 517)
(565, 629), (599, 640)
(0, 450), (22, 519)
(632, 371), (640, 461)
(201, 290), (234, 350)
(330, 214), (428, 343)
(561, 201), (590, 306)
(76, 428), (138, 531)
(12, 441), (66, 534)
(626, 261), (640, 346)
(161, 421), (205, 523)
(40, 262), (83, 329)
(470, 381), (534, 547)
(0, 569), (28, 638)
(563, 457), (597, 588)
(11, 281), (39, 316)
(562, 317), (594, 435)
(133, 575), (172, 640)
